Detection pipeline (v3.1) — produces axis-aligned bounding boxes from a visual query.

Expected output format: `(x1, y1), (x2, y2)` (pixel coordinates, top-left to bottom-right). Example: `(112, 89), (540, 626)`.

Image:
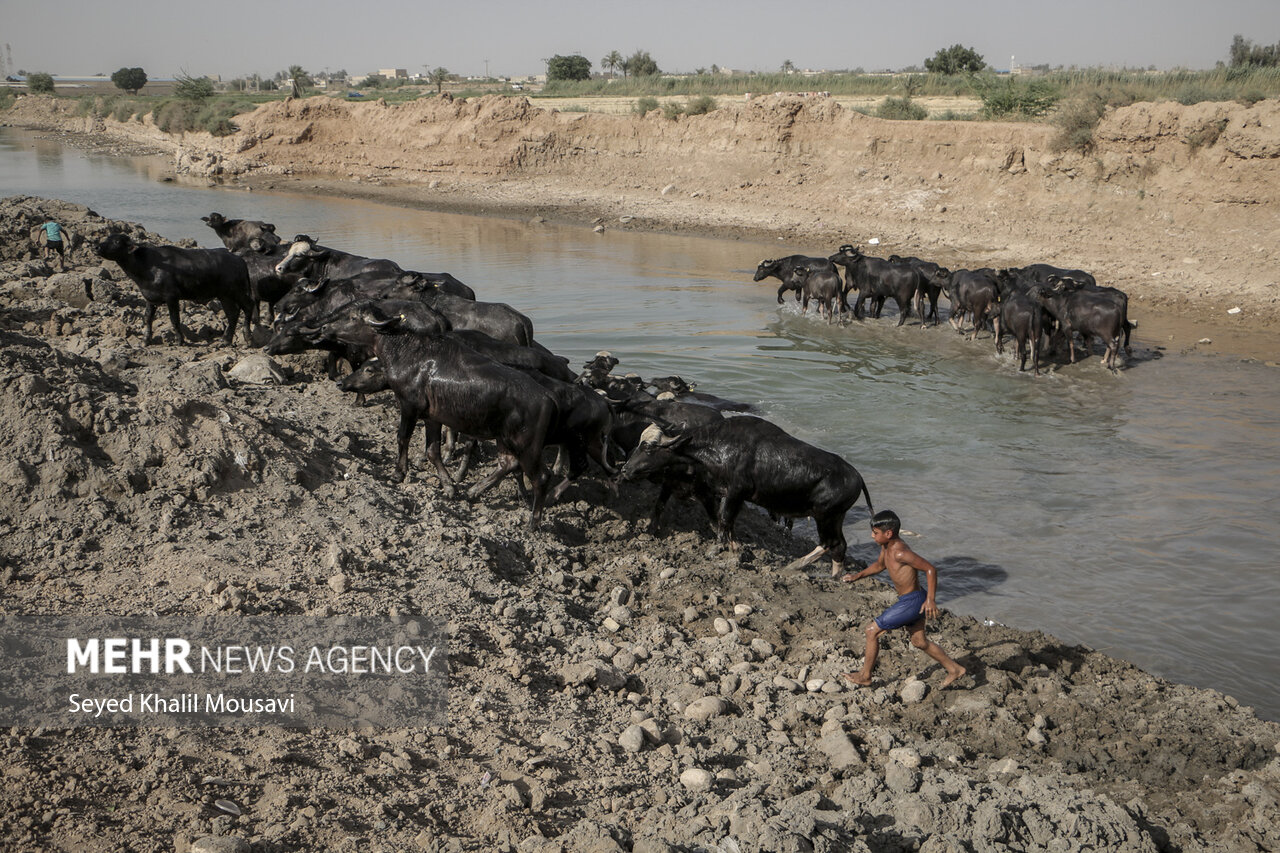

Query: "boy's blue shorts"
(875, 589), (927, 630)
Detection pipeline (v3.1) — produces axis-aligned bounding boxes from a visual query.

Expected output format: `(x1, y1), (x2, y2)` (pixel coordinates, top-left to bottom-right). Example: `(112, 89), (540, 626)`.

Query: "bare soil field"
(2, 97), (1280, 852)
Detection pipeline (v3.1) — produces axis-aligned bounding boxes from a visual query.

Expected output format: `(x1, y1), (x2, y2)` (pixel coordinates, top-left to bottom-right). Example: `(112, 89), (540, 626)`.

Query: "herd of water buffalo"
(753, 245), (1134, 373)
(89, 213), (877, 574)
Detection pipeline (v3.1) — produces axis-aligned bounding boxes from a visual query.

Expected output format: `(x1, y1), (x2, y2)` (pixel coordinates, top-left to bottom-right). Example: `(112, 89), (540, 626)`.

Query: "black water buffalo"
(783, 264), (845, 323)
(235, 237), (302, 326)
(1030, 283), (1126, 370)
(942, 269), (1000, 340)
(340, 327), (556, 527)
(396, 270), (476, 301)
(1044, 275), (1135, 354)
(986, 288), (1044, 374)
(201, 212), (280, 253)
(95, 232), (253, 346)
(888, 254), (951, 326)
(753, 255), (841, 306)
(273, 235), (402, 281)
(1010, 263), (1097, 289)
(829, 245), (921, 325)
(415, 289), (534, 347)
(647, 376), (755, 413)
(619, 416), (873, 577)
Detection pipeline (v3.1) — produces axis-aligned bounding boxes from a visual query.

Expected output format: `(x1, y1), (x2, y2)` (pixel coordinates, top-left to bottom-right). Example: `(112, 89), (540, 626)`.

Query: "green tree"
(26, 72), (55, 94)
(924, 44), (987, 75)
(602, 50), (623, 79)
(427, 66), (453, 94)
(110, 67), (148, 95)
(547, 54), (591, 82)
(623, 50), (659, 77)
(781, 59), (796, 74)
(174, 72), (215, 101)
(286, 64), (312, 96)
(1229, 34), (1280, 67)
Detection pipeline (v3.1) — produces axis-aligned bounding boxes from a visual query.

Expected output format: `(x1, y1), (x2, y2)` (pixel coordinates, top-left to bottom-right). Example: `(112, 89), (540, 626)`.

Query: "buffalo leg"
(221, 299), (242, 347)
(394, 406), (419, 485)
(143, 302), (158, 345)
(467, 452), (520, 501)
(166, 299), (186, 345)
(715, 494), (746, 552)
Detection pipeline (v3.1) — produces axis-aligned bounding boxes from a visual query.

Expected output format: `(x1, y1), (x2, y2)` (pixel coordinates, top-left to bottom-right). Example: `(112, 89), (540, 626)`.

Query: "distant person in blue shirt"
(36, 220), (68, 271)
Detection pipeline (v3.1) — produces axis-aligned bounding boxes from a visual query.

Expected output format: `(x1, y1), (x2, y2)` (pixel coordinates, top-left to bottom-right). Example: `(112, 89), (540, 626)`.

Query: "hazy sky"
(4, 0), (1276, 80)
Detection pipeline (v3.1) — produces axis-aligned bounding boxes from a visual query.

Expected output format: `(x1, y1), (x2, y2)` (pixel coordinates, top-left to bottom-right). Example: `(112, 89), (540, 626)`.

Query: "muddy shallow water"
(5, 126), (1280, 720)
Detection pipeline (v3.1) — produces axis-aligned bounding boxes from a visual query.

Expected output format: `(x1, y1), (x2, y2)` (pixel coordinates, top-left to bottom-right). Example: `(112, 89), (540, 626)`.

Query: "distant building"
(379, 68), (408, 79)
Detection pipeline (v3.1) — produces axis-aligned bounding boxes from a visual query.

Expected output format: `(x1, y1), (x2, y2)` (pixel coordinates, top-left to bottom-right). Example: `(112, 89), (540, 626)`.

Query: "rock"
(805, 679), (825, 692)
(885, 761), (921, 793)
(888, 747), (921, 768)
(773, 675), (803, 693)
(733, 604), (753, 617)
(990, 757), (1021, 775)
(684, 695), (729, 721)
(227, 354), (287, 385)
(818, 721), (863, 771)
(660, 184), (676, 196)
(559, 660), (628, 691)
(618, 724), (646, 753)
(602, 617), (622, 633)
(900, 679), (928, 703)
(659, 567), (676, 580)
(749, 638), (774, 659)
(190, 837), (251, 853)
(683, 606), (699, 623)
(679, 767), (714, 792)
(713, 617), (732, 636)
(327, 573), (348, 594)
(1027, 727), (1047, 746)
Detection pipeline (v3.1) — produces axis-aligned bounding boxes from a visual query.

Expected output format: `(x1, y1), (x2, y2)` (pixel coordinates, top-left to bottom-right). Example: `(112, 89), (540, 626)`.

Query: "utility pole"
(484, 59), (490, 79)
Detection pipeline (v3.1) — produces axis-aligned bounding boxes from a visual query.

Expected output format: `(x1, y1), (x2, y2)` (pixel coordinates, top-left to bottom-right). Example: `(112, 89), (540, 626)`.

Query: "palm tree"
(602, 50), (623, 79)
(781, 59), (796, 74)
(286, 64), (311, 97)
(428, 67), (452, 94)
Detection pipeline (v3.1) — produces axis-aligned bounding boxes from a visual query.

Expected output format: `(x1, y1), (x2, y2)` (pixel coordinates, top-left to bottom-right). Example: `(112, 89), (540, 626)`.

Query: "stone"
(885, 761), (921, 793)
(190, 837), (251, 853)
(900, 679), (928, 703)
(227, 354), (287, 385)
(679, 767), (714, 792)
(773, 676), (803, 693)
(327, 574), (348, 594)
(733, 603), (753, 617)
(619, 724), (646, 753)
(684, 695), (729, 721)
(713, 617), (732, 636)
(888, 747), (921, 768)
(817, 721), (863, 771)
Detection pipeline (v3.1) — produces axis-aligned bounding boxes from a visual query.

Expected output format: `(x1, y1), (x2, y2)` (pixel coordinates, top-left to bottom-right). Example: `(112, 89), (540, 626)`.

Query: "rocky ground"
(2, 196), (1280, 853)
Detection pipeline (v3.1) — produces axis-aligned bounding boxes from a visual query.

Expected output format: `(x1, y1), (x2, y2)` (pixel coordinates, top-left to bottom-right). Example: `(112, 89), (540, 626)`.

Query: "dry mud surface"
(2, 198), (1280, 853)
(2, 96), (1280, 852)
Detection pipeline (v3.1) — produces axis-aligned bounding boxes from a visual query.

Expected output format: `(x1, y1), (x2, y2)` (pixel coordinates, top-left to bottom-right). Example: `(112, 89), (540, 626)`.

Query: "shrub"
(0, 88), (15, 110)
(685, 94), (717, 115)
(111, 100), (140, 122)
(977, 76), (1059, 118)
(1051, 95), (1107, 153)
(155, 100), (195, 134)
(174, 73), (215, 101)
(633, 96), (659, 116)
(661, 100), (684, 120)
(27, 72), (55, 94)
(195, 100), (249, 136)
(876, 96), (928, 120)
(1184, 118), (1229, 153)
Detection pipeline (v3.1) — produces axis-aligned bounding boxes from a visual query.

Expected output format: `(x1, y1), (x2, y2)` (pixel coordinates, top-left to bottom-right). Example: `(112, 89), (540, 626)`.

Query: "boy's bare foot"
(940, 665), (967, 690)
(843, 672), (872, 686)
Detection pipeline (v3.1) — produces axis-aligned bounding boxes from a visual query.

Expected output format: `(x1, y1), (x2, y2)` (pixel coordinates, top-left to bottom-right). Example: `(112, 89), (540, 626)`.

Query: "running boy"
(842, 510), (966, 689)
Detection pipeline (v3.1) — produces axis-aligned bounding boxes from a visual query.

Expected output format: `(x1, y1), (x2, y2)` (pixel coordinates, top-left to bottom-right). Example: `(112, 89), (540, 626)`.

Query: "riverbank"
(2, 196), (1280, 852)
(6, 92), (1280, 343)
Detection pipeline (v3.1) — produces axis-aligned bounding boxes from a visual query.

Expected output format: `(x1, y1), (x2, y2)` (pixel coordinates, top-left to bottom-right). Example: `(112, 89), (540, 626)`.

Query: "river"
(5, 126), (1279, 720)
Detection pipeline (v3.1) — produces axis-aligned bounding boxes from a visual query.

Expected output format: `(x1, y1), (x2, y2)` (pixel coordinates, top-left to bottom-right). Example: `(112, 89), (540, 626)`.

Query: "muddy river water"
(5, 127), (1279, 720)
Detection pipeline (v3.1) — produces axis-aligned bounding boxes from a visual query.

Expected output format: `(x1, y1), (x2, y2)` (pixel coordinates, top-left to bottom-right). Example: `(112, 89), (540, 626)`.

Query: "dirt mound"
(2, 196), (1279, 851)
